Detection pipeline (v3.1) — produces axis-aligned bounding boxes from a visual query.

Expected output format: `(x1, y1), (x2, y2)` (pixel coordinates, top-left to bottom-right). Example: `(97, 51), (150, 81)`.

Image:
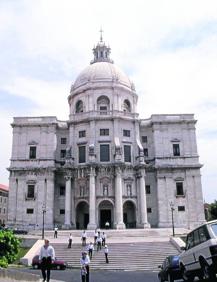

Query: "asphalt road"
(16, 268), (201, 282)
(18, 268), (164, 282)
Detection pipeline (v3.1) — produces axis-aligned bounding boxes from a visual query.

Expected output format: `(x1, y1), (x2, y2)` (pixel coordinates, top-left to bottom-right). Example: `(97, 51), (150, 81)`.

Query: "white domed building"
(7, 37), (205, 230)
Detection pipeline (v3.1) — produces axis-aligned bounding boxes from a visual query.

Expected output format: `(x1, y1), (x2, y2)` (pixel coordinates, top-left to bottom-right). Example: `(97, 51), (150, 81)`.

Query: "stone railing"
(0, 269), (40, 281)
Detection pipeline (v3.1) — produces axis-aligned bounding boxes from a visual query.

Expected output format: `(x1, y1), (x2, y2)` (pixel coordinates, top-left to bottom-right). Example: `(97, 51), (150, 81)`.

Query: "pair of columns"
(64, 167), (150, 229)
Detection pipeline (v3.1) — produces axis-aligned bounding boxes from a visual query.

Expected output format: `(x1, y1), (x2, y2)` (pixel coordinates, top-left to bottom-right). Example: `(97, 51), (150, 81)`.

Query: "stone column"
(71, 177), (76, 229)
(87, 167), (97, 230)
(138, 169), (150, 228)
(64, 176), (71, 227)
(46, 173), (55, 229)
(115, 166), (125, 229)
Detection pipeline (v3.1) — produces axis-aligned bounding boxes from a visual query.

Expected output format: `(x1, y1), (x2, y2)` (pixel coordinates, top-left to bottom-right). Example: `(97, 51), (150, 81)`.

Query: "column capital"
(115, 166), (122, 176)
(89, 166), (96, 177)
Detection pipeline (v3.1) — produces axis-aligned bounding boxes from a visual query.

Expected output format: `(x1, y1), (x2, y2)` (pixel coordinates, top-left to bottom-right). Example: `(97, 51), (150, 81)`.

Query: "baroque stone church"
(7, 35), (205, 230)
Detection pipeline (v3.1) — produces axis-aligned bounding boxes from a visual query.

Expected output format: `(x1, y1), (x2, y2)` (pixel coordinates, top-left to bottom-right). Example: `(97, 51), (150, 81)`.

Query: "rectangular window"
(143, 148), (148, 157)
(3, 208), (5, 214)
(173, 144), (180, 156)
(26, 208), (34, 214)
(123, 130), (130, 137)
(142, 136), (147, 143)
(100, 129), (109, 136)
(100, 144), (110, 162)
(124, 145), (131, 162)
(27, 185), (35, 198)
(60, 209), (65, 215)
(79, 130), (86, 138)
(61, 137), (67, 144)
(29, 146), (36, 159)
(60, 149), (66, 158)
(146, 185), (151, 194)
(79, 146), (86, 163)
(147, 208), (152, 213)
(100, 106), (107, 114)
(178, 206), (185, 212)
(59, 186), (65, 196)
(176, 182), (184, 196)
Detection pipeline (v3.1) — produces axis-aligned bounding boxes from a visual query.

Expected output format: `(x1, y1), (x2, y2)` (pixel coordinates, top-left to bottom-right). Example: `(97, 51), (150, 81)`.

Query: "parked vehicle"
(32, 255), (67, 270)
(158, 255), (182, 282)
(179, 220), (217, 281)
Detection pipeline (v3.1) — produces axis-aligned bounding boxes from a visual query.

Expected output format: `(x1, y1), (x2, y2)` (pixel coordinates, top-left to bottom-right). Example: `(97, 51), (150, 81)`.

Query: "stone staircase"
(52, 241), (179, 271)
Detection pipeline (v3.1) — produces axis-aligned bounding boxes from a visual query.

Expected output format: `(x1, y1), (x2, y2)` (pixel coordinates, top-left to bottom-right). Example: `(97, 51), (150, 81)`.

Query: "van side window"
(186, 233), (194, 250)
(193, 229), (200, 246)
(199, 226), (210, 243)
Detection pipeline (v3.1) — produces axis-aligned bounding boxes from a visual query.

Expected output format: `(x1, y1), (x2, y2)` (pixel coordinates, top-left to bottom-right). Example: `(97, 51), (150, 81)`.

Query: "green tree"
(209, 200), (217, 220)
(0, 230), (20, 267)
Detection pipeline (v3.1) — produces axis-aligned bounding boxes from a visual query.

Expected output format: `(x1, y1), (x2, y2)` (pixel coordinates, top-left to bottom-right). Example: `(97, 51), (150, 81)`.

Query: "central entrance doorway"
(98, 200), (114, 228)
(100, 210), (111, 228)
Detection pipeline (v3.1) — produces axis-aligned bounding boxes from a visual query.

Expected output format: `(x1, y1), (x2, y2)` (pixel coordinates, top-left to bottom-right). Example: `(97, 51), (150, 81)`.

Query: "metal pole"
(42, 210), (45, 239)
(171, 207), (175, 237)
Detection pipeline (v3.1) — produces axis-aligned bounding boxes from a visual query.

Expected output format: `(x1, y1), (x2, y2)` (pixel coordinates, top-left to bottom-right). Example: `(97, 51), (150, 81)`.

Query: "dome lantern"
(90, 28), (114, 64)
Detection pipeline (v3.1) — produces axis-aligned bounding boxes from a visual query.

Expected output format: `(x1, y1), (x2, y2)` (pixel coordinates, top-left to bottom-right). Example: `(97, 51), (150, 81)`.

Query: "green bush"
(0, 230), (20, 267)
(0, 257), (8, 268)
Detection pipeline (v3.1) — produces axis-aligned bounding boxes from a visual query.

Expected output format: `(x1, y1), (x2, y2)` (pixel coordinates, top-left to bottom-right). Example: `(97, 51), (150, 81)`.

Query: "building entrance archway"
(98, 200), (114, 229)
(76, 201), (89, 229)
(123, 201), (136, 228)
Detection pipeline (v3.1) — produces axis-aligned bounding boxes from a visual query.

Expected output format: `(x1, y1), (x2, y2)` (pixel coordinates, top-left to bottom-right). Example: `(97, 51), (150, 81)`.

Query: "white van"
(179, 220), (217, 281)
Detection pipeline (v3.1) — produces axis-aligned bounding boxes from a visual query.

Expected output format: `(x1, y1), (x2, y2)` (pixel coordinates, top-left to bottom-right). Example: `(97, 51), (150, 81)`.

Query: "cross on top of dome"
(90, 29), (114, 64)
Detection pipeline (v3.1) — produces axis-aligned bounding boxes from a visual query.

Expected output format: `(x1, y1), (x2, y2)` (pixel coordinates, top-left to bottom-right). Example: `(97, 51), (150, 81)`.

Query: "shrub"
(0, 230), (20, 267)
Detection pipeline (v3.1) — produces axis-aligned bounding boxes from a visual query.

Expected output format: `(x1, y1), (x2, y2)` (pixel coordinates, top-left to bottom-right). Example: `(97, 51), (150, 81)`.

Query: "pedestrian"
(81, 230), (87, 246)
(68, 233), (73, 248)
(87, 242), (94, 260)
(105, 221), (110, 229)
(80, 251), (90, 282)
(81, 265), (87, 282)
(104, 245), (109, 263)
(54, 226), (58, 238)
(96, 234), (102, 251)
(102, 232), (106, 246)
(39, 239), (55, 282)
(94, 229), (98, 245)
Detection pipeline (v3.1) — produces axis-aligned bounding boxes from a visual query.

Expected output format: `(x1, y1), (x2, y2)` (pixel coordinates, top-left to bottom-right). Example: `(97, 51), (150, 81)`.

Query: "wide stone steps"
(52, 241), (179, 271)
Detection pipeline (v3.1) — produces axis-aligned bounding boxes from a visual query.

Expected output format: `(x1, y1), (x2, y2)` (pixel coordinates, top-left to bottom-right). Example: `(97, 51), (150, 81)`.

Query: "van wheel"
(181, 265), (194, 282)
(56, 265), (61, 270)
(201, 262), (216, 281)
(167, 273), (174, 282)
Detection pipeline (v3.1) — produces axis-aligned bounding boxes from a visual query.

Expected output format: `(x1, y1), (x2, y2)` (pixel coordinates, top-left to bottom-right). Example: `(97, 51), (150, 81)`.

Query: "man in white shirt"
(68, 233), (73, 248)
(39, 239), (55, 282)
(87, 242), (94, 260)
(80, 251), (90, 282)
(104, 245), (109, 263)
(81, 230), (87, 246)
(54, 226), (58, 238)
(102, 232), (107, 246)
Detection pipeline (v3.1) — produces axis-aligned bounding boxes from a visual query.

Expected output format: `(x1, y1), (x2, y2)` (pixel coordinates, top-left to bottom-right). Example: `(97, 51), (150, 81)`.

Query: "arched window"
(97, 95), (110, 114)
(123, 99), (131, 112)
(75, 100), (84, 113)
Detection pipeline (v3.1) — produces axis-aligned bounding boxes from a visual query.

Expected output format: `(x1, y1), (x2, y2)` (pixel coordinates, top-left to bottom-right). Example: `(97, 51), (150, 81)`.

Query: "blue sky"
(0, 0), (217, 202)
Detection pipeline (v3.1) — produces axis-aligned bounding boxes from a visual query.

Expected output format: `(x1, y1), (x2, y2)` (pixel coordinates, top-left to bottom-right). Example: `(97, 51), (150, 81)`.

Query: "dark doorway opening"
(84, 213), (89, 229)
(100, 209), (111, 228)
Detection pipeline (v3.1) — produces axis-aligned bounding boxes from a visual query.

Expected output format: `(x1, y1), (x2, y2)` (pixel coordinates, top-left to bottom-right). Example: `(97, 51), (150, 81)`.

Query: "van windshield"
(211, 224), (217, 236)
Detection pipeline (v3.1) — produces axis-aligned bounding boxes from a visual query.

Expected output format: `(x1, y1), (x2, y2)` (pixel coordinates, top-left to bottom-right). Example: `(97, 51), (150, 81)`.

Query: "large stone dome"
(73, 62), (133, 91)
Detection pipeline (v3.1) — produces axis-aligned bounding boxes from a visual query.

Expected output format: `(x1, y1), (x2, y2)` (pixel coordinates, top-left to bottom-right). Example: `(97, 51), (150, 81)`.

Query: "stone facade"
(7, 38), (205, 230)
(0, 184), (9, 225)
